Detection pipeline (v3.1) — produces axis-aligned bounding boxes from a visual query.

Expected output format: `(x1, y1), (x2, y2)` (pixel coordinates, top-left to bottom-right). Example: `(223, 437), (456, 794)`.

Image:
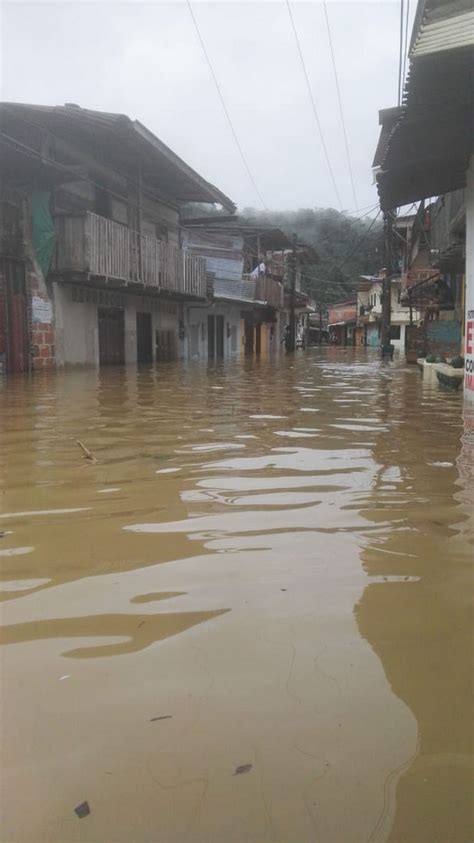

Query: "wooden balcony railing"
(255, 276), (284, 308)
(54, 212), (207, 298)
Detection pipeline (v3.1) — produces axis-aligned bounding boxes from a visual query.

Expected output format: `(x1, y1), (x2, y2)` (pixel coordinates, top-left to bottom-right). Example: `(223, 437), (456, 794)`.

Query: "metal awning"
(374, 0), (473, 211)
(412, 8), (474, 57)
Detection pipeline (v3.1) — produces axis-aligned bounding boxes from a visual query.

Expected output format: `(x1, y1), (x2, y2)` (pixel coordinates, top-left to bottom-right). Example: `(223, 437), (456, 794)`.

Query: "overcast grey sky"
(1, 0), (415, 213)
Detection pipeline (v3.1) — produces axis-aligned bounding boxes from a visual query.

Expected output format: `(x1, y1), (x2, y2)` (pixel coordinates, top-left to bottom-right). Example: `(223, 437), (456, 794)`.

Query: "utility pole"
(381, 212), (393, 357)
(286, 233), (297, 352)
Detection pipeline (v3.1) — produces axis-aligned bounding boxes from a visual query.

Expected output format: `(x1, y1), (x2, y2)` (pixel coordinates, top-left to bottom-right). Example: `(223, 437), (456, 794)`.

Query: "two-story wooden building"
(182, 221), (291, 359)
(0, 102), (235, 372)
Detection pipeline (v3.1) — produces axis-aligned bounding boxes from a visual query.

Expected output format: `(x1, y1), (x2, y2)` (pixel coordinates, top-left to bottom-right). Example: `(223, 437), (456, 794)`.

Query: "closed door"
(0, 259), (28, 373)
(136, 312), (152, 363)
(207, 315), (215, 359)
(216, 315), (224, 358)
(98, 308), (125, 365)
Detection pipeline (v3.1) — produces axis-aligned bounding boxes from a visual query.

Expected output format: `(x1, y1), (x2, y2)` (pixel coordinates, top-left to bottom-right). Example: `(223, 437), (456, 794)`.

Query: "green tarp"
(31, 190), (55, 279)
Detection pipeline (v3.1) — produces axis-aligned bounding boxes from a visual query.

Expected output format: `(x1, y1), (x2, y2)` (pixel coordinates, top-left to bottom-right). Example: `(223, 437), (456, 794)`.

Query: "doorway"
(98, 308), (125, 365)
(244, 316), (254, 355)
(0, 259), (28, 373)
(136, 312), (152, 363)
(216, 315), (224, 358)
(207, 314), (224, 359)
(207, 314), (215, 359)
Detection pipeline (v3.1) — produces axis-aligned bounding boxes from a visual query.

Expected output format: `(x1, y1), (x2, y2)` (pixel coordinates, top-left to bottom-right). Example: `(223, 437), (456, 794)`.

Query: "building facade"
(374, 0), (473, 394)
(0, 102), (235, 373)
(328, 299), (357, 345)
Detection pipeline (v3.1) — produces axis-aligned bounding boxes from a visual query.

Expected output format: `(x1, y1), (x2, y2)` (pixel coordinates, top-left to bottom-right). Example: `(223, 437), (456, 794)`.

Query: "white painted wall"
(186, 302), (243, 360)
(53, 283), (181, 367)
(53, 283), (99, 366)
(465, 156), (474, 399)
(389, 322), (405, 350)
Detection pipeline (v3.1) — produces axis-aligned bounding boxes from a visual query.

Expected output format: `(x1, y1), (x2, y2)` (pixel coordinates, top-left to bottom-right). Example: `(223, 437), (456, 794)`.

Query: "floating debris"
(74, 801), (90, 819)
(233, 764), (253, 776)
(150, 716), (173, 722)
(76, 440), (97, 463)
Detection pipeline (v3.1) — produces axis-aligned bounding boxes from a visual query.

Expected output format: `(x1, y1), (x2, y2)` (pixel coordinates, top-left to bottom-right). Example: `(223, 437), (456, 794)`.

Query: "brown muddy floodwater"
(0, 348), (472, 843)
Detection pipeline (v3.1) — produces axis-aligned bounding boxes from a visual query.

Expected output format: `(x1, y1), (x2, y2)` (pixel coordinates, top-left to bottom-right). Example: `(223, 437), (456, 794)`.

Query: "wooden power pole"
(287, 233), (297, 352)
(381, 212), (393, 356)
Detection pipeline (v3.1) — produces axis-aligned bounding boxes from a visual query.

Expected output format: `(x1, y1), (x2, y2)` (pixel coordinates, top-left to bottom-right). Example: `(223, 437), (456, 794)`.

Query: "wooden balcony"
(255, 276), (284, 309)
(54, 212), (207, 298)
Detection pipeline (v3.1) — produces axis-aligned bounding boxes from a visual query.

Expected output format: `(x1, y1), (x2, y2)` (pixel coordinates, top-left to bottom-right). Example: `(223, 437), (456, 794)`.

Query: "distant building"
(182, 222), (291, 359)
(360, 273), (419, 351)
(328, 299), (357, 345)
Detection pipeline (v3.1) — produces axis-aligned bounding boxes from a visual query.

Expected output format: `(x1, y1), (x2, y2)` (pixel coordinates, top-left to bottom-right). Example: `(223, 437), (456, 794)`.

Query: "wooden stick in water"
(76, 439), (98, 463)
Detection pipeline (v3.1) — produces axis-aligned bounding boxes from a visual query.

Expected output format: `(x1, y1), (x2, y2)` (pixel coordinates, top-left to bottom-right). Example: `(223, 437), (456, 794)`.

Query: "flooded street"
(0, 348), (472, 843)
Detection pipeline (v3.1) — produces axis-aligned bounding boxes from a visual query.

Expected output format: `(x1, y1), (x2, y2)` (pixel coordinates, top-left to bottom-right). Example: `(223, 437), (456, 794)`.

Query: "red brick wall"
(328, 302), (357, 324)
(31, 318), (55, 369)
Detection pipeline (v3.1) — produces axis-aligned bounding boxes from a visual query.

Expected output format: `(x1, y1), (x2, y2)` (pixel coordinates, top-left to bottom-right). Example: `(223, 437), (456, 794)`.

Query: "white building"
(363, 274), (419, 350)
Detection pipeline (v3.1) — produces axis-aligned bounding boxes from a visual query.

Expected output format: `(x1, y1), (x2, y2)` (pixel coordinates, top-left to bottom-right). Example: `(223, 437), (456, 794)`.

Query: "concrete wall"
(53, 284), (99, 366)
(389, 322), (405, 350)
(186, 301), (243, 360)
(53, 283), (181, 367)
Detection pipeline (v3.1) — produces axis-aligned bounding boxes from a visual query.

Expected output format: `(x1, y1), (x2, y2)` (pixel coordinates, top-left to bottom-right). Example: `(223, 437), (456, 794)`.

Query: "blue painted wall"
(366, 325), (380, 347)
(426, 320), (461, 356)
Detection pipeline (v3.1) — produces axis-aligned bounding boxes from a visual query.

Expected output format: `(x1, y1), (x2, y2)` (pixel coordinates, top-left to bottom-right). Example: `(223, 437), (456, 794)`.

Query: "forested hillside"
(241, 207), (384, 306)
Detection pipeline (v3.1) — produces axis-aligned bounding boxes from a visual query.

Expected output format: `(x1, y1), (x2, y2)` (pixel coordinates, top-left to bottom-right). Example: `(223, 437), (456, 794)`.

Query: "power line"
(186, 0), (266, 210)
(322, 0), (358, 209)
(335, 208), (382, 272)
(302, 202), (380, 252)
(397, 0), (405, 106)
(286, 0), (343, 211)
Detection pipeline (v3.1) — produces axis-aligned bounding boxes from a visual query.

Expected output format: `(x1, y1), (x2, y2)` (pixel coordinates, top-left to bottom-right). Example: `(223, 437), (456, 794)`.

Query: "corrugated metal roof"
(412, 9), (474, 57)
(374, 0), (473, 210)
(213, 278), (256, 302)
(0, 102), (236, 211)
(206, 257), (244, 283)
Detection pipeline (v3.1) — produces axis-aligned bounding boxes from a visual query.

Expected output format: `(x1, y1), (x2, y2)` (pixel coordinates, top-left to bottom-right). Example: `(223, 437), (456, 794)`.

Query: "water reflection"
(354, 365), (472, 843)
(0, 610), (229, 659)
(0, 350), (471, 842)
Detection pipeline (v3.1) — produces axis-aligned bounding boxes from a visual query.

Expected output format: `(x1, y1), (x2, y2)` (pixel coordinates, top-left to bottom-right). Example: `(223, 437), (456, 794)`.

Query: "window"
(230, 324), (238, 352)
(95, 185), (111, 218)
(389, 325), (401, 340)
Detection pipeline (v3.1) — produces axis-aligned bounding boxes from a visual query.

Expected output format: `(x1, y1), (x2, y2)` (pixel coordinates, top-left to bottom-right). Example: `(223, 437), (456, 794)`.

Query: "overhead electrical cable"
(322, 0), (358, 209)
(334, 208), (382, 272)
(186, 0), (267, 210)
(286, 0), (343, 210)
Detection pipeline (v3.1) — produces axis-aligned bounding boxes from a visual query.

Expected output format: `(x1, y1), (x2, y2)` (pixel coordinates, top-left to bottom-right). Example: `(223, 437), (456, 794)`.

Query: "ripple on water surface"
(0, 349), (471, 843)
